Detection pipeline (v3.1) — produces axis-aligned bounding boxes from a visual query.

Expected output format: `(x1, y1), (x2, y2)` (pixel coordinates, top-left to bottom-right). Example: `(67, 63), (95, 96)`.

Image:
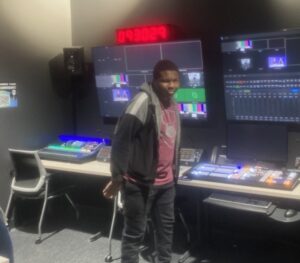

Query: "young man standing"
(103, 59), (181, 263)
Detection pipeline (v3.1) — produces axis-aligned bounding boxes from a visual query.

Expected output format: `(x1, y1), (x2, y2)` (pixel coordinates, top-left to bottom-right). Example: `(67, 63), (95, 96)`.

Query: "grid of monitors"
(221, 29), (300, 123)
(92, 40), (207, 120)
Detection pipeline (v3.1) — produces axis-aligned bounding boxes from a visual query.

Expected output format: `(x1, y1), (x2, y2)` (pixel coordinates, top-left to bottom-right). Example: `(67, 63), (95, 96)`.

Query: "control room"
(1, 1), (300, 263)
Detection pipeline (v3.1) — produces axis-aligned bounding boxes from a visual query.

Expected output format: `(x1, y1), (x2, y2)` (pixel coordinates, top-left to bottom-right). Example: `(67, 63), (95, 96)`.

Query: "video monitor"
(221, 29), (300, 123)
(226, 123), (287, 165)
(0, 83), (17, 108)
(92, 40), (207, 120)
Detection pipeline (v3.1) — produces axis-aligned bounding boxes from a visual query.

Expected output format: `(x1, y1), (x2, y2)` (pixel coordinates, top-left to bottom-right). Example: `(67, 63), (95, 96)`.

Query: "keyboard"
(204, 192), (276, 215)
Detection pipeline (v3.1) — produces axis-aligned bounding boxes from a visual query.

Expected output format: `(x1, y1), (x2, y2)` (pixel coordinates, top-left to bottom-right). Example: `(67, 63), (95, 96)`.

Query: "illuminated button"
(283, 180), (292, 187)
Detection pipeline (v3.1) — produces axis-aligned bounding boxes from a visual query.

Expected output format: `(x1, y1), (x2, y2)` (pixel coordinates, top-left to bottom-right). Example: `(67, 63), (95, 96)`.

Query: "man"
(103, 59), (181, 263)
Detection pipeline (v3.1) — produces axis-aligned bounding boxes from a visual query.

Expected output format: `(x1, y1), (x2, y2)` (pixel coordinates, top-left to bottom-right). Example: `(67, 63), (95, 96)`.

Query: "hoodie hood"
(140, 82), (162, 137)
(140, 82), (158, 103)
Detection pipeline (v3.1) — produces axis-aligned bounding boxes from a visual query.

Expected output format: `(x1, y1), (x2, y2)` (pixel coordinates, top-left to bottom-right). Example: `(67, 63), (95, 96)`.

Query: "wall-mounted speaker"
(63, 47), (84, 76)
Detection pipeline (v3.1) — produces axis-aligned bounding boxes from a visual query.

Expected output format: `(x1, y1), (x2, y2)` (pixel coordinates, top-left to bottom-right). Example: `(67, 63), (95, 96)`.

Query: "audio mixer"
(182, 163), (299, 190)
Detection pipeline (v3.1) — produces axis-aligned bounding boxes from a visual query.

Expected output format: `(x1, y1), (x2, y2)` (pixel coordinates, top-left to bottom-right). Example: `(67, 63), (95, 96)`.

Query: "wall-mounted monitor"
(92, 40), (207, 121)
(0, 83), (17, 108)
(221, 29), (300, 123)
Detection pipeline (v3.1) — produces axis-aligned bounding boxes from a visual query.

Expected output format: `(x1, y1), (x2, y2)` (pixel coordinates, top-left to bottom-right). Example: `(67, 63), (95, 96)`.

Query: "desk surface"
(42, 159), (111, 177)
(41, 160), (300, 201)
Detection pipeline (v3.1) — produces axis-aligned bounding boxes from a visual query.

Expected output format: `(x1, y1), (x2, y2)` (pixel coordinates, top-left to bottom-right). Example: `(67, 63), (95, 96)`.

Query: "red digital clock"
(116, 24), (177, 44)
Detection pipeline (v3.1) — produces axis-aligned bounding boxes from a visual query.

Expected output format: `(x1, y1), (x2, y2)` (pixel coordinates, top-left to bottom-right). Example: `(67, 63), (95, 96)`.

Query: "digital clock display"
(116, 24), (174, 44)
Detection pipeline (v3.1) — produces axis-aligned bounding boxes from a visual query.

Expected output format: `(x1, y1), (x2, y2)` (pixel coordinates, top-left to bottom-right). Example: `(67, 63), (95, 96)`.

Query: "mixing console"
(182, 163), (299, 190)
(39, 135), (108, 163)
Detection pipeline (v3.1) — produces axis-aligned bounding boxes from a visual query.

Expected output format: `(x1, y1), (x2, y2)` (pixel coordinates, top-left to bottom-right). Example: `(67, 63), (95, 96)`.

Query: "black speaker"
(63, 47), (84, 76)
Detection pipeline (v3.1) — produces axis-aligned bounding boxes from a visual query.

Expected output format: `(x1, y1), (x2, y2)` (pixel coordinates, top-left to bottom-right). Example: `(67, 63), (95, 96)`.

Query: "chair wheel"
(105, 255), (113, 262)
(35, 238), (42, 244)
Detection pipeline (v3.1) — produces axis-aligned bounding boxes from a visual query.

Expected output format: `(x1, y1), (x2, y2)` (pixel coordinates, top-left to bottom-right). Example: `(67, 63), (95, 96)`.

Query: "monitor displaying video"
(92, 40), (207, 120)
(221, 29), (300, 123)
(0, 83), (17, 108)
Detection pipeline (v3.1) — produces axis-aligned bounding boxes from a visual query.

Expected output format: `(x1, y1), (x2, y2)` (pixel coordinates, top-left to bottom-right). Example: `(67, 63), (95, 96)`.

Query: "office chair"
(5, 149), (79, 244)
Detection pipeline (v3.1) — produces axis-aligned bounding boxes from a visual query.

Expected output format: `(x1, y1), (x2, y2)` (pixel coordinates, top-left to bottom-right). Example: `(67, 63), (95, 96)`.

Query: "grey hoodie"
(110, 82), (181, 184)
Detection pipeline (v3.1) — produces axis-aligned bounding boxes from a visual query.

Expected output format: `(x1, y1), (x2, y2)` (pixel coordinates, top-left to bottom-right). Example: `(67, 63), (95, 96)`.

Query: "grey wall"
(70, 0), (300, 155)
(0, 1), (73, 208)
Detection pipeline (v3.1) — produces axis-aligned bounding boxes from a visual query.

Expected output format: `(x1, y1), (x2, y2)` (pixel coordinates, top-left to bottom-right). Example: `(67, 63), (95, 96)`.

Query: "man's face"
(154, 70), (180, 101)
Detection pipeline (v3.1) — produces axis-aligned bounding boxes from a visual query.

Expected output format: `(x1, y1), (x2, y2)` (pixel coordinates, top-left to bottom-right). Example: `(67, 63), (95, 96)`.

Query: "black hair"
(152, 59), (179, 80)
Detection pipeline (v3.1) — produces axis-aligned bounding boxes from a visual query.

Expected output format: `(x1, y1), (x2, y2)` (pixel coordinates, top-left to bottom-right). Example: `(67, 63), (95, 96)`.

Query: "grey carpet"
(10, 224), (197, 263)
(8, 199), (198, 263)
(10, 202), (299, 263)
(10, 228), (197, 263)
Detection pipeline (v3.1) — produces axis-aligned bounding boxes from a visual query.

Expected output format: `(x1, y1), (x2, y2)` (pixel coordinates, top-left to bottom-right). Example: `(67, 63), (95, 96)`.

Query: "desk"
(42, 160), (300, 201)
(179, 178), (300, 201)
(41, 159), (300, 263)
(42, 160), (110, 177)
(177, 167), (300, 262)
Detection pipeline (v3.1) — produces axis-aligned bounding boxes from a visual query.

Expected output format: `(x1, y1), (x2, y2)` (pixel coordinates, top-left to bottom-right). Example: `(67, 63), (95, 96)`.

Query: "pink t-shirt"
(154, 103), (177, 186)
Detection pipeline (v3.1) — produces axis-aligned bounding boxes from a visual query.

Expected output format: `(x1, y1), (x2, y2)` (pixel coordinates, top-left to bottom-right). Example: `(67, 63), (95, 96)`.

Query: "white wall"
(0, 0), (73, 208)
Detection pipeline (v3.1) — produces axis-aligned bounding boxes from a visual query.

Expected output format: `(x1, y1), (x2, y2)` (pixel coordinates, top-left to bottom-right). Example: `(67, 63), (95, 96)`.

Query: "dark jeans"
(121, 181), (175, 263)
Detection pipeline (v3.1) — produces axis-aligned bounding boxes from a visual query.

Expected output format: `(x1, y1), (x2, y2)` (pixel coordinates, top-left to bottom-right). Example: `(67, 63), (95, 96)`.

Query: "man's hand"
(103, 180), (121, 199)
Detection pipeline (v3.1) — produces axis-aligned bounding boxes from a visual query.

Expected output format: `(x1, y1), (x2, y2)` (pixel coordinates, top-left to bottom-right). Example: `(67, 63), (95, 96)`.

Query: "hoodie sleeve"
(110, 92), (149, 182)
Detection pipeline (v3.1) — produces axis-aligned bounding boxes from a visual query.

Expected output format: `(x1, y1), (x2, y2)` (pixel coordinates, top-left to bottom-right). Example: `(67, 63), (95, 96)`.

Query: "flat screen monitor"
(226, 123), (287, 164)
(0, 83), (17, 108)
(92, 40), (207, 120)
(221, 29), (300, 123)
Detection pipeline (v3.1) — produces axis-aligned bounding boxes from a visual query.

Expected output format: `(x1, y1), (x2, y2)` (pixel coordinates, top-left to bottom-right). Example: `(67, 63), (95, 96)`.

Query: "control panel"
(182, 162), (300, 191)
(39, 135), (107, 163)
(180, 148), (203, 166)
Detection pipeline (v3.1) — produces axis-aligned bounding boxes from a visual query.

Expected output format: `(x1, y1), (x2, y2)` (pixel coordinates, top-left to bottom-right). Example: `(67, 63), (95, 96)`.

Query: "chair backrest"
(8, 149), (47, 193)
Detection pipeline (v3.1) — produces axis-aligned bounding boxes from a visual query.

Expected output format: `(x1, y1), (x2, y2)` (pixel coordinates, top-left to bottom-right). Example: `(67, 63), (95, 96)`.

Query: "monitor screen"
(226, 123), (287, 164)
(92, 40), (207, 120)
(221, 29), (300, 123)
(0, 83), (17, 108)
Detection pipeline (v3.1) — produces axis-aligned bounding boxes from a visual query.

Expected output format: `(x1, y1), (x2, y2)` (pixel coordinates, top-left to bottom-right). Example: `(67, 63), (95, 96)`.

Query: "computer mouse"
(284, 209), (297, 218)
